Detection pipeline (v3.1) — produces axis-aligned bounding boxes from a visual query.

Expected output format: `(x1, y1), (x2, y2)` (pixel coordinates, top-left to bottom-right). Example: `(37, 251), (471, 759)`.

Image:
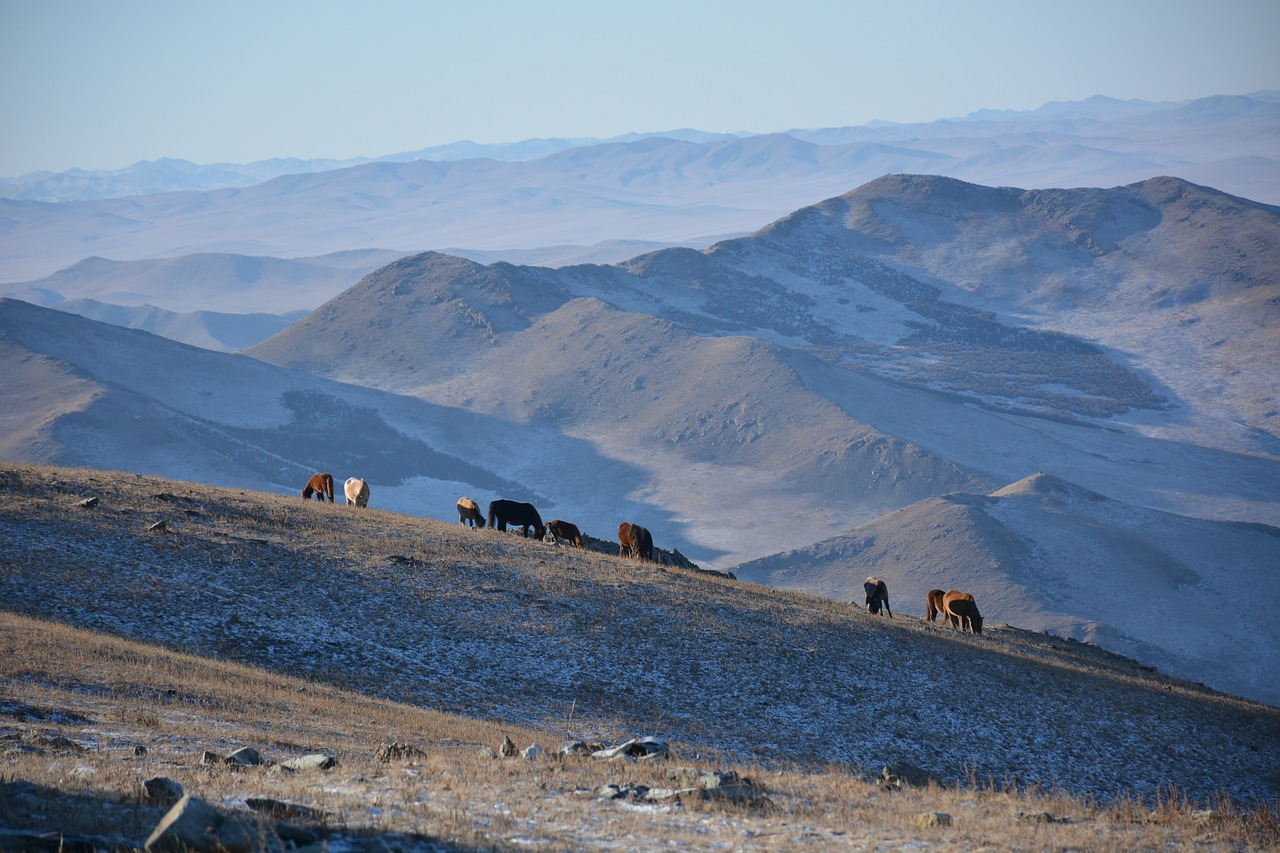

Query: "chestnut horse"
(488, 499), (545, 538)
(456, 497), (486, 528)
(617, 522), (653, 561)
(344, 477), (370, 508)
(942, 590), (984, 634)
(547, 519), (584, 548)
(864, 577), (893, 617)
(302, 472), (334, 502)
(926, 589), (946, 622)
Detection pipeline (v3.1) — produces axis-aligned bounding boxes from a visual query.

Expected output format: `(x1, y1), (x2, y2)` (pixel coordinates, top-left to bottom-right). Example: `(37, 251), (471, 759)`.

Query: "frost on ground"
(2, 463), (1276, 810)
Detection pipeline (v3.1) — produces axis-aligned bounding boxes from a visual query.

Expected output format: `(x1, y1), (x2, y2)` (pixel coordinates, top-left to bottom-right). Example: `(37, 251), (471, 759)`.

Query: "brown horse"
(926, 589), (946, 622)
(618, 522), (653, 561)
(344, 477), (370, 508)
(942, 590), (984, 634)
(864, 577), (893, 617)
(547, 519), (584, 548)
(302, 472), (334, 502)
(456, 497), (486, 528)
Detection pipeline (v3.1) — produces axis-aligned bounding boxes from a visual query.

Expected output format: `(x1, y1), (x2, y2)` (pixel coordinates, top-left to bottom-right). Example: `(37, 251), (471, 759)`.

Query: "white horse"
(344, 477), (370, 507)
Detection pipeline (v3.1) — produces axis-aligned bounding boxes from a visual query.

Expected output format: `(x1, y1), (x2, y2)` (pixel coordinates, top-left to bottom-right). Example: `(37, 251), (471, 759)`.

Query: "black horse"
(487, 499), (545, 539)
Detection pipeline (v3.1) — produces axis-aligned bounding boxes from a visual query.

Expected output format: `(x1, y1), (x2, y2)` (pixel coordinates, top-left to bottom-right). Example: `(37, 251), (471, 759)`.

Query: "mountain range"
(2, 93), (1277, 285)
(2, 171), (1277, 706)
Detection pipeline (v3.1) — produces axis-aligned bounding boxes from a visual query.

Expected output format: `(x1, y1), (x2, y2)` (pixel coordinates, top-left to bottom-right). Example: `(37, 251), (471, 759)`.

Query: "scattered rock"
(143, 776), (184, 808)
(144, 794), (256, 853)
(913, 811), (953, 828)
(596, 783), (648, 801)
(272, 821), (319, 847)
(134, 744), (148, 756)
(200, 749), (222, 765)
(879, 760), (943, 790)
(69, 765), (98, 782)
(78, 496), (99, 508)
(37, 734), (86, 753)
(560, 740), (601, 756)
(244, 797), (329, 821)
(665, 768), (773, 808)
(375, 741), (424, 762)
(592, 736), (670, 761)
(477, 746), (497, 759)
(499, 736), (519, 757)
(147, 520), (167, 533)
(522, 743), (546, 760)
(0, 828), (115, 852)
(225, 746), (261, 767)
(279, 753), (335, 772)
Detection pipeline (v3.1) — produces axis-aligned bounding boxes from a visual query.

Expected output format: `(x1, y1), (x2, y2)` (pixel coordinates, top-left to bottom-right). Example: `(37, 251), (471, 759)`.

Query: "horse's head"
(970, 613), (984, 634)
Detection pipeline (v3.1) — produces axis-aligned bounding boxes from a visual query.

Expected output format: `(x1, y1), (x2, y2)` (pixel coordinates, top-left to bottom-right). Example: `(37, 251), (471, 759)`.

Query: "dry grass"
(2, 462), (1279, 849)
(4, 612), (1278, 851)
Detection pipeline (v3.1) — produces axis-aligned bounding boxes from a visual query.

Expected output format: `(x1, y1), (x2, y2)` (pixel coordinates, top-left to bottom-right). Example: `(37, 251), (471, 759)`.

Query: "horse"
(618, 522), (653, 561)
(926, 589), (946, 622)
(864, 577), (893, 617)
(547, 519), (584, 548)
(456, 497), (486, 528)
(487, 499), (545, 538)
(301, 472), (334, 503)
(942, 590), (984, 634)
(344, 477), (370, 508)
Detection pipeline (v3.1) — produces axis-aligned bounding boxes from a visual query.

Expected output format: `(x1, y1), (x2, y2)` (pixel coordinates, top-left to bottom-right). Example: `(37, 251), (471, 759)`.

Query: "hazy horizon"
(3, 0), (1278, 177)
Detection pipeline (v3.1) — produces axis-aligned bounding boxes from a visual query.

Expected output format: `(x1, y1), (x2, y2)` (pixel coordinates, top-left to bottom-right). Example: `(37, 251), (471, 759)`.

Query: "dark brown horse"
(926, 588), (946, 622)
(488, 499), (545, 538)
(618, 522), (653, 561)
(864, 577), (893, 617)
(547, 519), (584, 547)
(302, 472), (334, 502)
(456, 497), (486, 528)
(942, 590), (984, 634)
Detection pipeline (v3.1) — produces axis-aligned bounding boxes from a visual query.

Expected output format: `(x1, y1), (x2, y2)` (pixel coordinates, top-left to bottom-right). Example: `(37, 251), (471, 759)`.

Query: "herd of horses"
(463, 496), (650, 560)
(864, 577), (985, 634)
(302, 474), (651, 559)
(305, 473), (985, 625)
(302, 472), (368, 507)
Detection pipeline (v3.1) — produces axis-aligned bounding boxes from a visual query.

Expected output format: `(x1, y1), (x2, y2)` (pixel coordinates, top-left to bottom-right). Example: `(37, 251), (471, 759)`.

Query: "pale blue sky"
(2, 0), (1277, 176)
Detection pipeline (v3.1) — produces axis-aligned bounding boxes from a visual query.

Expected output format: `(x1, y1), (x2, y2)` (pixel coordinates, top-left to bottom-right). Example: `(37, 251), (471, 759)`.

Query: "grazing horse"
(864, 577), (893, 617)
(344, 477), (370, 508)
(942, 590), (984, 634)
(547, 520), (584, 548)
(456, 497), (486, 528)
(617, 522), (653, 561)
(926, 589), (946, 623)
(488, 499), (545, 539)
(302, 472), (334, 502)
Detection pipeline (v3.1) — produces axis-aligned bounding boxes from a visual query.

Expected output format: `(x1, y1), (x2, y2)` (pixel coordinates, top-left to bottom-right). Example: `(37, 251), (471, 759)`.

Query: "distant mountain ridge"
(2, 173), (1277, 706)
(2, 92), (1277, 283)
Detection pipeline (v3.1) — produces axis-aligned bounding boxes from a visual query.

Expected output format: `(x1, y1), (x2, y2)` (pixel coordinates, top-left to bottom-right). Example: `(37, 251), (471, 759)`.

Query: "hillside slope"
(2, 462), (1277, 810)
(733, 472), (1280, 707)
